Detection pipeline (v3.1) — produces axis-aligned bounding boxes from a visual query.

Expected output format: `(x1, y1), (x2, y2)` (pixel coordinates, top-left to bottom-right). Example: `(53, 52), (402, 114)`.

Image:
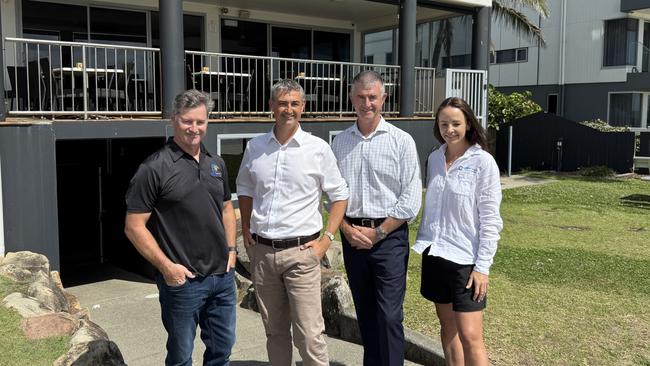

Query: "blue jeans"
(156, 270), (236, 366)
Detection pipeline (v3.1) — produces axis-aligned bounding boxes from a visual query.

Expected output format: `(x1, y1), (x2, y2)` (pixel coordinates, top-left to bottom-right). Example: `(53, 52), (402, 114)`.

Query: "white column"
(0, 156), (5, 257)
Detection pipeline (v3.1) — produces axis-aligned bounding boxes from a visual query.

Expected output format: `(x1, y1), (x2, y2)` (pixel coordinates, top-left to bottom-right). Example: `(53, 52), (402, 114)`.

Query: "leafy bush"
(577, 165), (615, 177)
(487, 85), (542, 130)
(578, 119), (630, 132)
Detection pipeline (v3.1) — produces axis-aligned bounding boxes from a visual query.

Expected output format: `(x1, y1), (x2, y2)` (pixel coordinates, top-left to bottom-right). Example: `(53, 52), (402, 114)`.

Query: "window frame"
(603, 18), (639, 67)
(607, 91), (648, 129)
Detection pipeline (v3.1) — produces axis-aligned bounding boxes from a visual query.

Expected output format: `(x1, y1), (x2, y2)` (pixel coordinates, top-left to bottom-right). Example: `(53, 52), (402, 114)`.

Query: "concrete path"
(66, 266), (419, 366)
(500, 174), (556, 190)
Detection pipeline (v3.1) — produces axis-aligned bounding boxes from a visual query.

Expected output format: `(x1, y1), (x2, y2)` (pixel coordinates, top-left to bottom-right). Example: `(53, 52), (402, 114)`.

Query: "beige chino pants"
(249, 243), (328, 366)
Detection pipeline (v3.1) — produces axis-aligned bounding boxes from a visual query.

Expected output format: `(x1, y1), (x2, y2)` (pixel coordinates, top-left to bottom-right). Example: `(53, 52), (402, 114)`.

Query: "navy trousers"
(342, 223), (409, 366)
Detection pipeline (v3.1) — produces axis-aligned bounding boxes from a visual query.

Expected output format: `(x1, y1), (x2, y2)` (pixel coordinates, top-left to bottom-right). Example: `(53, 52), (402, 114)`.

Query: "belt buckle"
(271, 239), (284, 249)
(360, 218), (374, 228)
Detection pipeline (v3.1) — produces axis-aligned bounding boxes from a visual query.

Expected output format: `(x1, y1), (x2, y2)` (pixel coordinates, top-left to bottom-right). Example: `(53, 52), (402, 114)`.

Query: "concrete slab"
(66, 266), (420, 365)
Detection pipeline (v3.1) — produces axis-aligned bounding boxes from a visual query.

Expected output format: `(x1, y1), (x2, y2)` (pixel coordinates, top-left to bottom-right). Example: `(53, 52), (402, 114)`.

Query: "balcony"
(3, 38), (438, 120)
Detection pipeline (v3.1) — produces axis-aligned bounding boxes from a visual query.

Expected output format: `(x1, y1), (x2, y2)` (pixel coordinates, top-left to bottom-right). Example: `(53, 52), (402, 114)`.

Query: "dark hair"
(433, 97), (487, 149)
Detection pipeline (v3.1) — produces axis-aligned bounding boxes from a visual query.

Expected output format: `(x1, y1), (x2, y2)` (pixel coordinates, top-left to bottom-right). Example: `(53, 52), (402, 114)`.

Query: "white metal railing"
(3, 37), (161, 118)
(3, 37), (438, 118)
(186, 51), (433, 117)
(445, 69), (488, 128)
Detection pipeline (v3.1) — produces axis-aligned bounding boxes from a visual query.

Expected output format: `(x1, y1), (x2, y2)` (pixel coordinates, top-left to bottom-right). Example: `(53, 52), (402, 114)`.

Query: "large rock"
(321, 241), (344, 269)
(240, 284), (259, 312)
(53, 319), (125, 366)
(27, 273), (69, 312)
(0, 251), (49, 282)
(53, 340), (125, 366)
(70, 319), (109, 346)
(321, 269), (355, 337)
(21, 312), (79, 340)
(234, 272), (253, 302)
(52, 270), (82, 315)
(2, 292), (53, 317)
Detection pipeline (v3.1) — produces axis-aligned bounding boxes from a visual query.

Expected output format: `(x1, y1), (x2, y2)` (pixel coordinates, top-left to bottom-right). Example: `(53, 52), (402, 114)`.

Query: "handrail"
(3, 37), (441, 119)
(5, 37), (159, 51)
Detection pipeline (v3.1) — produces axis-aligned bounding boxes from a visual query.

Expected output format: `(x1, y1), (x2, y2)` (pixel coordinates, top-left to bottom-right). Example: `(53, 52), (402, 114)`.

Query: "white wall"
(1, 0), (18, 91)
(563, 0), (631, 84)
(489, 2), (542, 86)
(490, 0), (647, 87)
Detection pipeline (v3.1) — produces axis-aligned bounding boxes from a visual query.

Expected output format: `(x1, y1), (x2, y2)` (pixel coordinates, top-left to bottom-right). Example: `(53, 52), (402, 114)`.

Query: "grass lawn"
(404, 175), (650, 365)
(0, 276), (70, 366)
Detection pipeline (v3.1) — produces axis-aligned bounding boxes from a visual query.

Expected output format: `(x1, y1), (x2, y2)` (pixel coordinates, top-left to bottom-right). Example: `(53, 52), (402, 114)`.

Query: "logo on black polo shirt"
(210, 163), (223, 177)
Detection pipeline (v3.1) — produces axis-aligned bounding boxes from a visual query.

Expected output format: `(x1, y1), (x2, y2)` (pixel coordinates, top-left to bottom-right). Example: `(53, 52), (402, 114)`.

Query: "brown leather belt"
(252, 233), (320, 249)
(346, 217), (386, 228)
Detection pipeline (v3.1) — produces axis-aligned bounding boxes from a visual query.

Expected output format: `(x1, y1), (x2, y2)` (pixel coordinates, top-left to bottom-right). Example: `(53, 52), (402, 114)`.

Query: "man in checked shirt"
(331, 70), (422, 366)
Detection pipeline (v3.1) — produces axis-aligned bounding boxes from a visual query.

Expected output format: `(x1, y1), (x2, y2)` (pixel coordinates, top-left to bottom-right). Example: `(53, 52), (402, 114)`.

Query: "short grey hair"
(172, 89), (214, 117)
(270, 79), (305, 102)
(351, 70), (385, 94)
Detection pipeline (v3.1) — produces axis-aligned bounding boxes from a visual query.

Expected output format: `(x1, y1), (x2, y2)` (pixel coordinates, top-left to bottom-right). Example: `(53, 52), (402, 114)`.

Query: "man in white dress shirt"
(331, 70), (422, 366)
(236, 79), (349, 366)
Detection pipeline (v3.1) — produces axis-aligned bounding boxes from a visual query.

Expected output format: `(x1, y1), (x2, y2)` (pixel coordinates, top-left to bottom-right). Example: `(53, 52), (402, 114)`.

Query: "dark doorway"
(57, 137), (164, 285)
(547, 93), (558, 114)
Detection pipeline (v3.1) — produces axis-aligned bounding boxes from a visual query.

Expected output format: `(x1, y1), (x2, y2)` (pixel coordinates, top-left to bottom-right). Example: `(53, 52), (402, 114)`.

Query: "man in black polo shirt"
(125, 89), (237, 366)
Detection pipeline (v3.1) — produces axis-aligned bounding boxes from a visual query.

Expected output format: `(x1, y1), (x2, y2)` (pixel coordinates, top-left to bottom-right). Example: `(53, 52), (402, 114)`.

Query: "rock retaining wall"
(0, 251), (125, 366)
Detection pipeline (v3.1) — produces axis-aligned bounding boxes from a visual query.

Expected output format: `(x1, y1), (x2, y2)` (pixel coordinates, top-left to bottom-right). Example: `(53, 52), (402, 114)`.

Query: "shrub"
(578, 119), (630, 132)
(577, 165), (615, 177)
(487, 85), (542, 130)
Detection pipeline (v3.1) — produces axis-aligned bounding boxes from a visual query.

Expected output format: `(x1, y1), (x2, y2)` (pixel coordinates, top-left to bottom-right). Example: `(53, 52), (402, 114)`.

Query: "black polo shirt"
(125, 138), (232, 276)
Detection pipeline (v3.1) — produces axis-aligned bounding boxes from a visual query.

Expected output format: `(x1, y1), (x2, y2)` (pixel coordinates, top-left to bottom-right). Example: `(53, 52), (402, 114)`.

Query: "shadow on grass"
(620, 194), (650, 210)
(493, 246), (650, 296)
(519, 171), (625, 184)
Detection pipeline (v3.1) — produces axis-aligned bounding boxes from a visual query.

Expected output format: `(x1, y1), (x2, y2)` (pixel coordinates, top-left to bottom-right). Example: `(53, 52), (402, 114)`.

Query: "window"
(442, 54), (471, 68)
(547, 94), (558, 114)
(22, 0), (87, 42)
(221, 19), (267, 56)
(90, 8), (147, 47)
(385, 52), (394, 65)
(314, 31), (351, 62)
(608, 92), (645, 128)
(152, 13), (204, 51)
(603, 18), (638, 67)
(217, 133), (263, 194)
(516, 48), (528, 62)
(497, 49), (516, 63)
(363, 29), (395, 65)
(490, 48), (528, 64)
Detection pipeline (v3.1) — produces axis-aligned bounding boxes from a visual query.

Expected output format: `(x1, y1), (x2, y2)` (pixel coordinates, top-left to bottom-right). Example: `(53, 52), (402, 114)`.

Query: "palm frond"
(493, 1), (547, 47)
(495, 0), (550, 19)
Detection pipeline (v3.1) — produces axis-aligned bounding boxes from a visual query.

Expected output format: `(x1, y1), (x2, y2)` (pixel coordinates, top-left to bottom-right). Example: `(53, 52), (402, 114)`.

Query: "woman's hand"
(466, 270), (489, 302)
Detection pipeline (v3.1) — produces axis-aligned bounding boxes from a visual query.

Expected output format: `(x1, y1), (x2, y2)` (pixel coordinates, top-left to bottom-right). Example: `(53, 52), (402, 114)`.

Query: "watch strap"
(323, 231), (335, 241)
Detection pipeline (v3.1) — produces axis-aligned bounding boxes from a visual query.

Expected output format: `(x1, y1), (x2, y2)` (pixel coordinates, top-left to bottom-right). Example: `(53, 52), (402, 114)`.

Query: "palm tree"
(432, 0), (549, 69)
(492, 0), (549, 47)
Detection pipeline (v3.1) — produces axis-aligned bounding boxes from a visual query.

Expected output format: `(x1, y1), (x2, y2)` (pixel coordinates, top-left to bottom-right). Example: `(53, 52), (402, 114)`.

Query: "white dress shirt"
(412, 144), (503, 274)
(236, 126), (349, 239)
(332, 117), (422, 220)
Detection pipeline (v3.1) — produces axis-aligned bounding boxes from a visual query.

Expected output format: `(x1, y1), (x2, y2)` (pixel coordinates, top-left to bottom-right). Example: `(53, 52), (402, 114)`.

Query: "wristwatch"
(227, 246), (239, 254)
(323, 231), (335, 241)
(375, 226), (387, 240)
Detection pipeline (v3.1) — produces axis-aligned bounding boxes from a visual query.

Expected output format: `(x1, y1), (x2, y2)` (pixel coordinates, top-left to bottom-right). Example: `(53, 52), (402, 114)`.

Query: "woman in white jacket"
(413, 97), (503, 366)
